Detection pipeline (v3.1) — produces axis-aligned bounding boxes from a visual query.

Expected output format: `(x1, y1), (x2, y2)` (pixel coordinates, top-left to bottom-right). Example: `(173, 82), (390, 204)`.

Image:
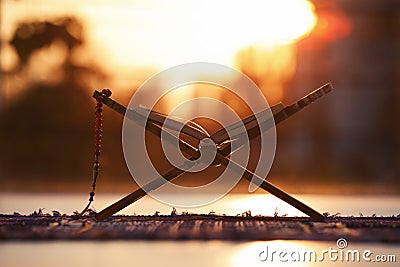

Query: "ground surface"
(1, 214), (399, 242)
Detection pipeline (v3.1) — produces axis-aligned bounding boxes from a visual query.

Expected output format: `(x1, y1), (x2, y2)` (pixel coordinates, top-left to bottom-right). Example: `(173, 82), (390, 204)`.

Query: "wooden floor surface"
(1, 214), (399, 242)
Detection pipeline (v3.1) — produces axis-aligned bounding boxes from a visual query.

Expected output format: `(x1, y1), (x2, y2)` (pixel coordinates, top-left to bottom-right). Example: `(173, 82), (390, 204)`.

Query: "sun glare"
(2, 0), (317, 102)
(3, 0), (317, 70)
(82, 0), (317, 68)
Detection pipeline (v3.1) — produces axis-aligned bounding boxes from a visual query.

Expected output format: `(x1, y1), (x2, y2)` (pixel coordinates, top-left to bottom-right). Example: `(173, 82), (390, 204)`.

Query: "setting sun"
(82, 0), (317, 68)
(2, 0), (318, 102)
(2, 0), (317, 74)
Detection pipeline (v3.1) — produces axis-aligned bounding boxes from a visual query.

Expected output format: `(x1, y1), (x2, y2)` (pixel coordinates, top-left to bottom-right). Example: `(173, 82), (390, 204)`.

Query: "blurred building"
(271, 0), (400, 189)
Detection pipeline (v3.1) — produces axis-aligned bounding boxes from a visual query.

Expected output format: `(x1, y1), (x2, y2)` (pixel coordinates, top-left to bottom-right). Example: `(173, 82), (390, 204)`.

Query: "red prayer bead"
(101, 88), (112, 97)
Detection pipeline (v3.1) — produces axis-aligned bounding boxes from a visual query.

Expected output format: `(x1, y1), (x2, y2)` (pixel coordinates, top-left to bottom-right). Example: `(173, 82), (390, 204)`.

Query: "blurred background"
(0, 0), (399, 194)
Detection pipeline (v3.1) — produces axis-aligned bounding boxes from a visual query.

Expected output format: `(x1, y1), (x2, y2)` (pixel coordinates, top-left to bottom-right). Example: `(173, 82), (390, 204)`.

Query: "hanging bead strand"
(80, 88), (112, 216)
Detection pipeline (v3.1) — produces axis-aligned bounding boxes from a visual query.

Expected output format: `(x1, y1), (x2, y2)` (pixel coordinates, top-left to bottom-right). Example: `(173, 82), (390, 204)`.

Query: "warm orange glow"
(2, 0), (317, 69)
(81, 0), (317, 104)
(236, 44), (298, 103)
(303, 1), (352, 47)
(81, 0), (317, 68)
(2, 0), (318, 103)
(229, 0), (318, 103)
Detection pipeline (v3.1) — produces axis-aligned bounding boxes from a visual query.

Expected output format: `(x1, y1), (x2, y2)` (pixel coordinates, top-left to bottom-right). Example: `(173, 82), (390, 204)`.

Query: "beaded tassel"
(80, 88), (112, 215)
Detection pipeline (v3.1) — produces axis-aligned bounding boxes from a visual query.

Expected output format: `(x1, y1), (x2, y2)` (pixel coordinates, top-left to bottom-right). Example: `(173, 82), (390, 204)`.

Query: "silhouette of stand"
(92, 83), (333, 222)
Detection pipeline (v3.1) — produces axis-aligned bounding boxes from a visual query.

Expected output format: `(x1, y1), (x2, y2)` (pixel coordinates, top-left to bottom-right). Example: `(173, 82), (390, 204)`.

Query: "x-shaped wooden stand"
(93, 83), (333, 221)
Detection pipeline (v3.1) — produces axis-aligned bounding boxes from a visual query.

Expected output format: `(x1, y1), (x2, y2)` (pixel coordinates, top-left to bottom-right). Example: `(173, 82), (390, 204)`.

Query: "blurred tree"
(0, 16), (128, 191)
(10, 17), (83, 67)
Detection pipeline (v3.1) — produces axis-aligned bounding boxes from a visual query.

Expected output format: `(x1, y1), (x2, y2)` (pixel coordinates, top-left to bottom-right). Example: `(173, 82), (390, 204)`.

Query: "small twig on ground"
(171, 207), (177, 216)
(274, 207), (279, 217)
